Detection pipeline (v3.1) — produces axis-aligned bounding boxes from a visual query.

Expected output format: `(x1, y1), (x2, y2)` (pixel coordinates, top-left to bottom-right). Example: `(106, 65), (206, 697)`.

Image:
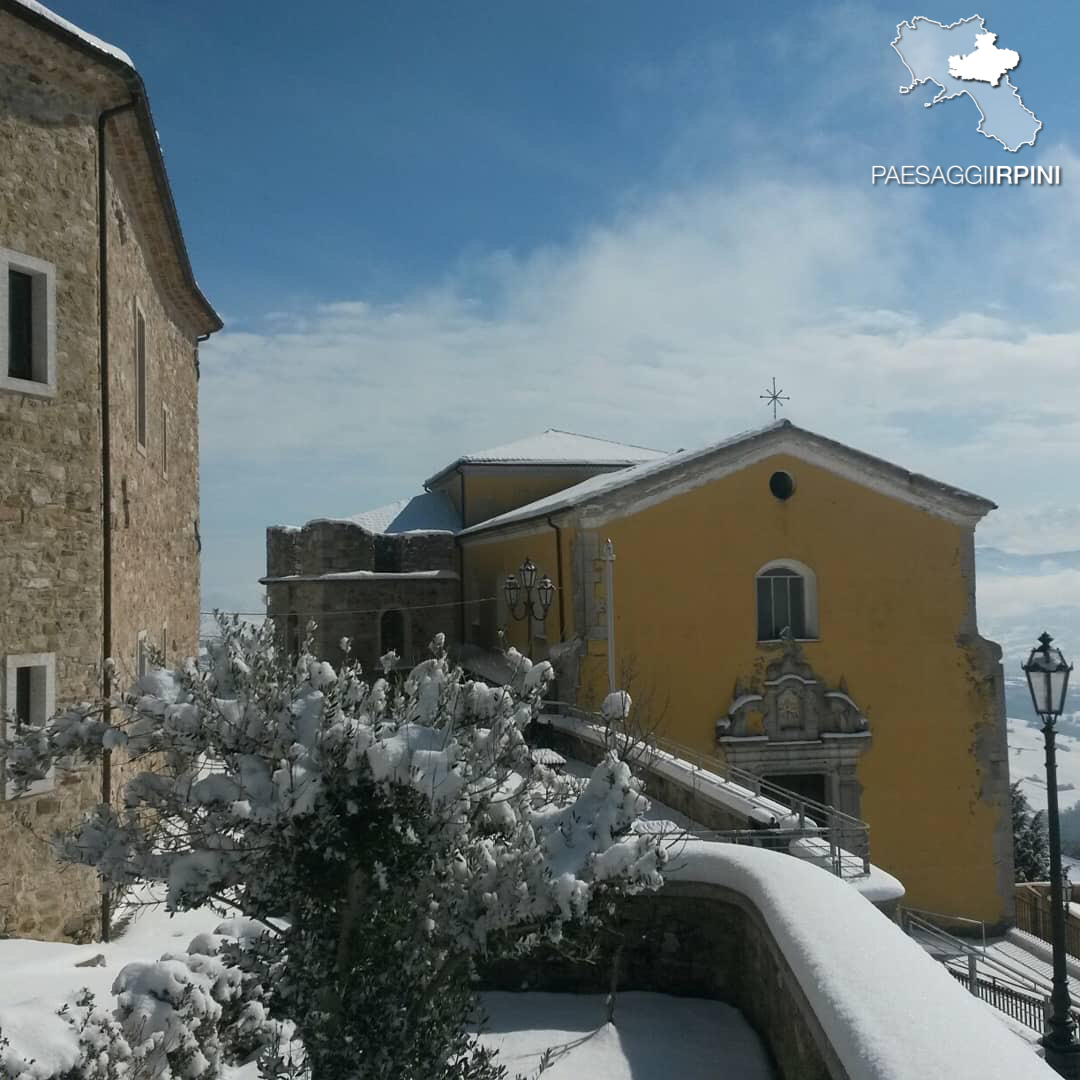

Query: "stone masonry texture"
(0, 11), (205, 941)
(480, 881), (848, 1080)
(265, 520), (460, 674)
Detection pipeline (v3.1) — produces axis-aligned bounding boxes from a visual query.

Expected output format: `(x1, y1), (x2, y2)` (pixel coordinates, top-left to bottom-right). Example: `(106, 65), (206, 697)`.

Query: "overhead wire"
(199, 592), (547, 619)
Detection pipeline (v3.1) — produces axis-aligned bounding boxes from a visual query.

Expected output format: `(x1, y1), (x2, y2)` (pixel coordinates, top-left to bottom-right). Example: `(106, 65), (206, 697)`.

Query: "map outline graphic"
(891, 14), (1042, 153)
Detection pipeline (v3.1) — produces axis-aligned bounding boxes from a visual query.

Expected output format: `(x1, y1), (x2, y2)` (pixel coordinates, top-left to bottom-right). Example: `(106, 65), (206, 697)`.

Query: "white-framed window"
(134, 300), (147, 452)
(161, 404), (169, 477)
(756, 559), (819, 641)
(2, 652), (57, 798)
(0, 247), (56, 399)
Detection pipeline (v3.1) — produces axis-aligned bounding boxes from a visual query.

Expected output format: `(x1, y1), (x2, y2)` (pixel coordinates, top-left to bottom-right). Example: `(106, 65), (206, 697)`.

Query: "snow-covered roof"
(459, 420), (996, 537)
(348, 490), (461, 534)
(262, 569), (459, 584)
(7, 0), (134, 66)
(424, 429), (667, 488)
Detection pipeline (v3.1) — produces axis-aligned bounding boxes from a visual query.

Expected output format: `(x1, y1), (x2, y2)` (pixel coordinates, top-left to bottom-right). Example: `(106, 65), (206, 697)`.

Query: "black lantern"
(504, 574), (521, 609)
(503, 557), (555, 658)
(520, 557), (538, 590)
(1024, 632), (1072, 721)
(537, 575), (555, 612)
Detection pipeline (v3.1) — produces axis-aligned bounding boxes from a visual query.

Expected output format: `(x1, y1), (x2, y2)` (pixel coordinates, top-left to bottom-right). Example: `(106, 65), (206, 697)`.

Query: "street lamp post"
(504, 557), (555, 658)
(1024, 631), (1080, 1078)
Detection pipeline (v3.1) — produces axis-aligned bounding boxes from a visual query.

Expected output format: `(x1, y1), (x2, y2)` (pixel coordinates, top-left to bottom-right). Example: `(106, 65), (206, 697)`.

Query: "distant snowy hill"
(976, 543), (1080, 724)
(1008, 715), (1080, 814)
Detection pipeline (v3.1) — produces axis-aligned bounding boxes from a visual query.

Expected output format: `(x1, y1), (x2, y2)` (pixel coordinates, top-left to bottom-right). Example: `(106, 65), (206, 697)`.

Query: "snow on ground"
(0, 891), (773, 1080)
(478, 992), (772, 1079)
(666, 841), (1056, 1079)
(0, 892), (233, 1078)
(1008, 716), (1080, 813)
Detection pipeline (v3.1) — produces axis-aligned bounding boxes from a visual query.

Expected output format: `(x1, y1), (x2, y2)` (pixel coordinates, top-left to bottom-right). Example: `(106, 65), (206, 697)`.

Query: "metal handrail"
(948, 968), (1048, 1033)
(547, 700), (868, 825)
(544, 701), (872, 878)
(902, 906), (987, 953)
(903, 910), (1052, 999)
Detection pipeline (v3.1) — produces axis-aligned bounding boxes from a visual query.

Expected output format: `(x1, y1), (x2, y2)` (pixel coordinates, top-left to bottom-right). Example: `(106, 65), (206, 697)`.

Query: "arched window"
(756, 560), (818, 641)
(380, 609), (407, 662)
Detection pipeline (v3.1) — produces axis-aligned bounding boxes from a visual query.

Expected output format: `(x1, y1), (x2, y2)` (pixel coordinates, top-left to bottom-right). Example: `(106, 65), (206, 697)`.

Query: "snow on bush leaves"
(3, 618), (664, 1080)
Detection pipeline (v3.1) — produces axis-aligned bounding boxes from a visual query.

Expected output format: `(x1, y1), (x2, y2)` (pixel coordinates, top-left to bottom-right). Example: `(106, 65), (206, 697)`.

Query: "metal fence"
(1015, 884), (1080, 960)
(544, 703), (872, 879)
(903, 907), (1080, 1035)
(649, 730), (871, 878)
(947, 968), (1048, 1032)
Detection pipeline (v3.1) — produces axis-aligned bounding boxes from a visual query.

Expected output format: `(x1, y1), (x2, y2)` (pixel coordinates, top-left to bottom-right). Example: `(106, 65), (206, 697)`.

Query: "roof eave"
(459, 420), (996, 539)
(2, 0), (223, 337)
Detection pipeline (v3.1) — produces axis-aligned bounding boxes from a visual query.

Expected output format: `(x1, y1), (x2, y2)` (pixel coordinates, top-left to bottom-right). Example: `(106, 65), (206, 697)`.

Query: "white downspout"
(602, 538), (616, 693)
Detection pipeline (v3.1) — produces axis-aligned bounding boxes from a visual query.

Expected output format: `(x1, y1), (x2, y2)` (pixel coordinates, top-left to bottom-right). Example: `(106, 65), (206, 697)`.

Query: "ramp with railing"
(902, 906), (1080, 1035)
(543, 704), (872, 880)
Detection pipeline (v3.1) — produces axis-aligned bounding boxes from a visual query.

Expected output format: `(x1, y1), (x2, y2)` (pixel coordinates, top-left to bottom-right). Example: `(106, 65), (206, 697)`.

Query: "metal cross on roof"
(759, 376), (790, 420)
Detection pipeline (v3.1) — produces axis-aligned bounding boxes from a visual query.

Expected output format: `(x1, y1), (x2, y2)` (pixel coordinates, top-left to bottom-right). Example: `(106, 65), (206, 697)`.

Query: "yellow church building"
(264, 420), (1013, 926)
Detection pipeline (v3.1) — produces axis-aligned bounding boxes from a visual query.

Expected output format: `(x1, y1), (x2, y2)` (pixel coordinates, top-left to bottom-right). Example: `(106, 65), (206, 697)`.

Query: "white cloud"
(979, 569), (1080, 620)
(198, 135), (1080, 613)
(200, 170), (1080, 498)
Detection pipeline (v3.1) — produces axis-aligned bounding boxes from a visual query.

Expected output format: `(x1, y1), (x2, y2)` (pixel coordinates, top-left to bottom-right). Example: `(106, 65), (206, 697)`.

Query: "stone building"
(0, 0), (221, 940)
(263, 432), (659, 672)
(267, 423), (1013, 928)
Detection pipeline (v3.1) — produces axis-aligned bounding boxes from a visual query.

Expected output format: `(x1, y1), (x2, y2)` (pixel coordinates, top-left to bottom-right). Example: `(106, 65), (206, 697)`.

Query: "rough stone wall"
(297, 521), (374, 576)
(399, 532), (456, 572)
(0, 15), (206, 941)
(480, 881), (848, 1080)
(105, 153), (202, 688)
(265, 522), (461, 674)
(266, 526), (301, 578)
(0, 15), (121, 942)
(373, 533), (398, 572)
(0, 768), (101, 941)
(267, 576), (462, 674)
(267, 520), (456, 578)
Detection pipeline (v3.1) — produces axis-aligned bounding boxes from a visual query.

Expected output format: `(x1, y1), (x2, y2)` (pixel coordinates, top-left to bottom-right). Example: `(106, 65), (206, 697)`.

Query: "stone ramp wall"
(480, 880), (848, 1080)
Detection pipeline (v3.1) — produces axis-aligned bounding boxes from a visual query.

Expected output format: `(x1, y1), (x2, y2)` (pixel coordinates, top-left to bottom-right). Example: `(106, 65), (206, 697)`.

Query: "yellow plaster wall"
(461, 529), (562, 653)
(585, 454), (1006, 921)
(447, 466), (620, 528)
(464, 453), (1009, 923)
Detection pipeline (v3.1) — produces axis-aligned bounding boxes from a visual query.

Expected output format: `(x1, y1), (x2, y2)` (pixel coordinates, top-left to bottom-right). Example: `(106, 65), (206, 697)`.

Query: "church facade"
(264, 421), (1013, 926)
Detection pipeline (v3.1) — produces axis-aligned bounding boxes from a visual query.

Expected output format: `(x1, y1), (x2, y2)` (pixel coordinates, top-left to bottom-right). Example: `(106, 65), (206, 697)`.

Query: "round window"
(769, 471), (795, 501)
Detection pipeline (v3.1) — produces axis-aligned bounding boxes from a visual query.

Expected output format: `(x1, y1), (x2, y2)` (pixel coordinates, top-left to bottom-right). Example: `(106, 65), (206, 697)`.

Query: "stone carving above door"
(717, 639), (869, 743)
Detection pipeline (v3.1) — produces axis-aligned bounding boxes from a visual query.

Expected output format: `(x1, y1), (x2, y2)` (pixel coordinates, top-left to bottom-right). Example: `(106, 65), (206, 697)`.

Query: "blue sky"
(47, 2), (1080, 662)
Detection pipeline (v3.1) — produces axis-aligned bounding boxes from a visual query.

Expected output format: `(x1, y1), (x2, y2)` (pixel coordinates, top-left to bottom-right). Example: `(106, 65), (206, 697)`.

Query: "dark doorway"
(380, 609), (407, 662)
(766, 772), (828, 806)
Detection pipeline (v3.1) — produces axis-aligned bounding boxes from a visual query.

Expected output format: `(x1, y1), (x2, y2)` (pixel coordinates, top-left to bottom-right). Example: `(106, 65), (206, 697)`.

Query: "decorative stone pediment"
(718, 639), (868, 743)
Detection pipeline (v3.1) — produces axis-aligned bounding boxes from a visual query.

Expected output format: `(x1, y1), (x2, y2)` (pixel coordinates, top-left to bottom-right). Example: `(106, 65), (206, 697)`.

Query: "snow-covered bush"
(5, 619), (664, 1080)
